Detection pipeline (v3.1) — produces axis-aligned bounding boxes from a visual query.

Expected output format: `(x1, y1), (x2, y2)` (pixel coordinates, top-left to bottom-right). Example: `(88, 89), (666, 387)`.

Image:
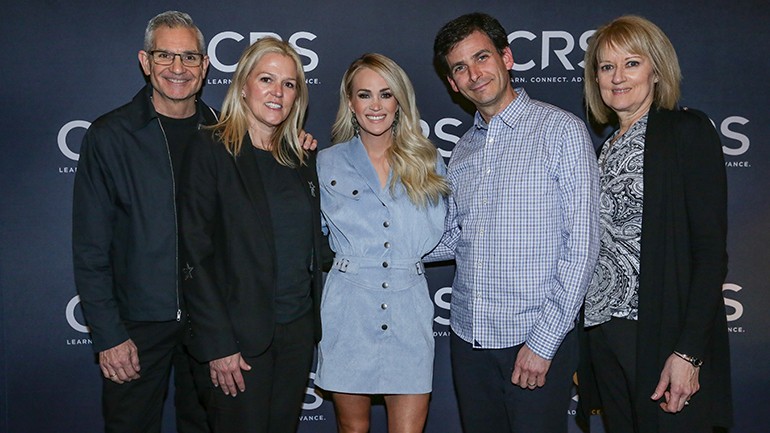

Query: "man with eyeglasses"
(73, 11), (214, 433)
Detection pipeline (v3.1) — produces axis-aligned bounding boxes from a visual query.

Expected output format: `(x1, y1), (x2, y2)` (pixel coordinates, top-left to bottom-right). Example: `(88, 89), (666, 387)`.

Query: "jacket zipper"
(157, 119), (182, 322)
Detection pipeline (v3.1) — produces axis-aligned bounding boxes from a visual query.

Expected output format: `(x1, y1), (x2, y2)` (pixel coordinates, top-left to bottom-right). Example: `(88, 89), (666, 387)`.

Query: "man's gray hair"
(143, 11), (206, 54)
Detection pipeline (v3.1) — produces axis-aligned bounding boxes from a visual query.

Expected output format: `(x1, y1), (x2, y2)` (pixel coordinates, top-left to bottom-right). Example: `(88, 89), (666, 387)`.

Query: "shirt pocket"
(321, 174), (364, 202)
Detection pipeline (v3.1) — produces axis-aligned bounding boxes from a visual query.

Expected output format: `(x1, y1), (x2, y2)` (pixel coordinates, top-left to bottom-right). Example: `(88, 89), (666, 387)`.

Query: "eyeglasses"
(148, 50), (205, 67)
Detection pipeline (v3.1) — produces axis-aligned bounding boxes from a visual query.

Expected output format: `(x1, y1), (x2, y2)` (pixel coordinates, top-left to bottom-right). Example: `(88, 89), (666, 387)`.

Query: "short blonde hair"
(332, 53), (448, 206)
(213, 37), (309, 166)
(584, 15), (681, 125)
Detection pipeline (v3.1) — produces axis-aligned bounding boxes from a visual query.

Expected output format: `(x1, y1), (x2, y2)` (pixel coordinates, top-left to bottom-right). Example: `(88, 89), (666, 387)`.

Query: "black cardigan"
(577, 106), (732, 432)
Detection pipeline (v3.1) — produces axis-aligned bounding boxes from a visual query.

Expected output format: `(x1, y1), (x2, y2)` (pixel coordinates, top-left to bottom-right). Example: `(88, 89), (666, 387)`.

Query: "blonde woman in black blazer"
(179, 37), (325, 433)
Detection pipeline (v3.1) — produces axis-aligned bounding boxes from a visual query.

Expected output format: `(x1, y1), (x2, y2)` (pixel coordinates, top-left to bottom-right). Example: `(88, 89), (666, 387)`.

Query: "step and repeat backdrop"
(1, 1), (767, 432)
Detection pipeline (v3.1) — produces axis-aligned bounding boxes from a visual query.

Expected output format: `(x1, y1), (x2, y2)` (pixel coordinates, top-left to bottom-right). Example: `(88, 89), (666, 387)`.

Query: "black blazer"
(178, 131), (324, 363)
(578, 106), (732, 431)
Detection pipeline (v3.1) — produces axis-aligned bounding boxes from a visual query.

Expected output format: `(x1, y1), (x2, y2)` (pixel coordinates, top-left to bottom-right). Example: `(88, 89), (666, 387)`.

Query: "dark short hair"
(433, 12), (509, 76)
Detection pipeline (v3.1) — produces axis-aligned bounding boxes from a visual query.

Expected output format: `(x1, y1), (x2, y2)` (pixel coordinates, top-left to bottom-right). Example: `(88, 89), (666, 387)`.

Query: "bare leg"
(383, 394), (430, 433)
(331, 392), (372, 433)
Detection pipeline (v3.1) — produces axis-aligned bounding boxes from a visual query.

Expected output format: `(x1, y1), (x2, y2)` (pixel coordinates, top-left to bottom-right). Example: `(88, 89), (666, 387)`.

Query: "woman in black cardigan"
(577, 15), (731, 433)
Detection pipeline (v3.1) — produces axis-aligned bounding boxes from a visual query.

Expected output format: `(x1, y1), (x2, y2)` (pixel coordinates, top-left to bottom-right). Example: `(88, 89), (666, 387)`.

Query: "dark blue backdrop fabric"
(1, 1), (767, 432)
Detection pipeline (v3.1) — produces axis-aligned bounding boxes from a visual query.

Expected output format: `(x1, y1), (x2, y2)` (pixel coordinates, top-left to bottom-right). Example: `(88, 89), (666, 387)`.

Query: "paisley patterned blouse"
(584, 114), (648, 327)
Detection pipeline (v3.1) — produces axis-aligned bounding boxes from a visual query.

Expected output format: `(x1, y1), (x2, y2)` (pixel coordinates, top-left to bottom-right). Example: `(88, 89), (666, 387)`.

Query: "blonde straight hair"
(212, 37), (309, 166)
(584, 15), (681, 125)
(332, 53), (449, 206)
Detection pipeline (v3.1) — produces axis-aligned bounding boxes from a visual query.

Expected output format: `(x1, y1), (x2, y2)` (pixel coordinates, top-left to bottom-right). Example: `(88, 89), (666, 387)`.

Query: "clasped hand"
(209, 352), (252, 397)
(511, 344), (552, 390)
(651, 353), (700, 413)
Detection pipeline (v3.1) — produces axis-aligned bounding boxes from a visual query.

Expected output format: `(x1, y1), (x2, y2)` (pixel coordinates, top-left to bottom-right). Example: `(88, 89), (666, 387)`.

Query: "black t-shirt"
(247, 145), (313, 323)
(158, 112), (199, 189)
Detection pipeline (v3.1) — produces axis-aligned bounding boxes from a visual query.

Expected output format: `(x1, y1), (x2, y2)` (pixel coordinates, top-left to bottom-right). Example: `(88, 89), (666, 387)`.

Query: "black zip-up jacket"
(72, 84), (218, 352)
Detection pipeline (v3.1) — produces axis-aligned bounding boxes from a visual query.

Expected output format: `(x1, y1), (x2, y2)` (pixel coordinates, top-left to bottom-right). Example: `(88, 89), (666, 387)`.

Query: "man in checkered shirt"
(431, 12), (600, 433)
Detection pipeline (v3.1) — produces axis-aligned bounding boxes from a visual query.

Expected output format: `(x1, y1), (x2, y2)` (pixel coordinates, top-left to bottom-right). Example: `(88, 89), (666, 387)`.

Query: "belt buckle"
(337, 258), (350, 273)
(415, 262), (424, 275)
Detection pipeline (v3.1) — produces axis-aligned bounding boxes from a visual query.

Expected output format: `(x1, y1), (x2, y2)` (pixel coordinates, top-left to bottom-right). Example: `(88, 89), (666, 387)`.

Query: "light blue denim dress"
(315, 137), (446, 394)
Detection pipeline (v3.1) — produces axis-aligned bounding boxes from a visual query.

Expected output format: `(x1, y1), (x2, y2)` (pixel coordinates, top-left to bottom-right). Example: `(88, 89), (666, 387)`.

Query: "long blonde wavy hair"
(212, 37), (309, 167)
(332, 53), (448, 206)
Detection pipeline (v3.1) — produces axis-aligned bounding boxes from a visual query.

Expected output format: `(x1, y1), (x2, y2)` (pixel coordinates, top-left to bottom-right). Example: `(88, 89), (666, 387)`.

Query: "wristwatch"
(674, 351), (703, 368)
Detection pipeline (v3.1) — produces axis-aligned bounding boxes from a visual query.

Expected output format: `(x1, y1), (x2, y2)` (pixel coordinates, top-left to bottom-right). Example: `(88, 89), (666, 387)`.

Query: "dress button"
(381, 324), (388, 330)
(382, 282), (389, 288)
(382, 261), (389, 268)
(381, 303), (388, 310)
(383, 221), (390, 227)
(331, 180), (337, 186)
(384, 241), (391, 248)
(352, 189), (359, 195)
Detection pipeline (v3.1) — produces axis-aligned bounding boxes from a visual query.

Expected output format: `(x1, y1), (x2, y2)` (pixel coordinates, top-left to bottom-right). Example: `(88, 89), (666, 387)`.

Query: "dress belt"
(332, 256), (424, 275)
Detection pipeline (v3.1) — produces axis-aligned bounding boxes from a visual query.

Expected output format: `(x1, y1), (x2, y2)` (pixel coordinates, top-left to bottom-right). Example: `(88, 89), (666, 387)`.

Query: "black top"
(248, 145), (313, 323)
(158, 112), (199, 189)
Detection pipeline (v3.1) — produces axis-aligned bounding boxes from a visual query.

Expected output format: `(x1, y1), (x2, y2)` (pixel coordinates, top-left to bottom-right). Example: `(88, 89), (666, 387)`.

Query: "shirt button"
(383, 221), (390, 227)
(381, 303), (388, 310)
(384, 241), (391, 248)
(330, 180), (337, 186)
(482, 198), (488, 205)
(382, 282), (389, 288)
(382, 261), (389, 268)
(381, 324), (388, 330)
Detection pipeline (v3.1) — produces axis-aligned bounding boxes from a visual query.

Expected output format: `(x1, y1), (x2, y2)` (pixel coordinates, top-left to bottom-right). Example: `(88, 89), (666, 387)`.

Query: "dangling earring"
(391, 108), (400, 134)
(351, 112), (360, 137)
(241, 90), (246, 99)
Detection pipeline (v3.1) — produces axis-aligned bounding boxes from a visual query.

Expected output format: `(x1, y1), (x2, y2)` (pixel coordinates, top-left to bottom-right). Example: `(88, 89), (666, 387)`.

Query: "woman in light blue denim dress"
(315, 53), (448, 433)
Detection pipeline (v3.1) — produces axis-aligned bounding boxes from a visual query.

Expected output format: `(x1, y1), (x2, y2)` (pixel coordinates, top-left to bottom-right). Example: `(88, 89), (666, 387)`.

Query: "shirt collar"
(472, 86), (529, 130)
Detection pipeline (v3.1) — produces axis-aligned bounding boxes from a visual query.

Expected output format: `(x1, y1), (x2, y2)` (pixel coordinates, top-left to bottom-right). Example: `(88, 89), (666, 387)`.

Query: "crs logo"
(66, 295), (91, 333)
(433, 286), (452, 326)
(723, 283), (744, 322)
(208, 31), (319, 73)
(508, 29), (595, 71)
(303, 371), (325, 410)
(713, 116), (750, 156)
(58, 120), (90, 161)
(420, 118), (465, 158)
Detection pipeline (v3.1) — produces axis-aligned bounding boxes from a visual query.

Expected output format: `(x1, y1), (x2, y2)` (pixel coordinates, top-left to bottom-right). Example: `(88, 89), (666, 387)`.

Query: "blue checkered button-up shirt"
(430, 88), (600, 359)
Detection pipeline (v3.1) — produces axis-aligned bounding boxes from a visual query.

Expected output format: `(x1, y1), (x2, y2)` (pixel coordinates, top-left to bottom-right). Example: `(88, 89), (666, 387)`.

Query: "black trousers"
(102, 319), (209, 433)
(450, 329), (578, 433)
(193, 312), (315, 433)
(587, 318), (712, 433)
